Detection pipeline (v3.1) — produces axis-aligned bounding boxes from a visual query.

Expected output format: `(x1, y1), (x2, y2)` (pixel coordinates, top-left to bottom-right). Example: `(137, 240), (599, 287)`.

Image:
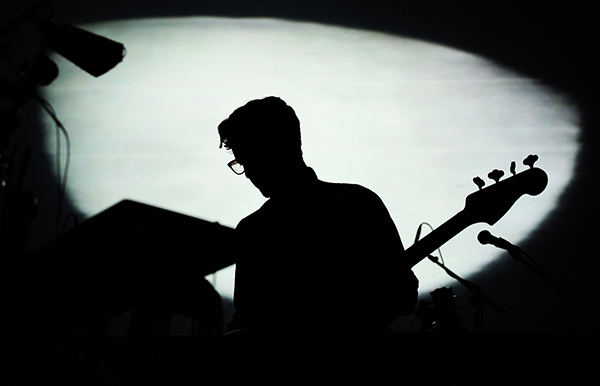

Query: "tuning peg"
(487, 169), (504, 183)
(523, 154), (539, 169)
(473, 176), (485, 190)
(510, 161), (516, 176)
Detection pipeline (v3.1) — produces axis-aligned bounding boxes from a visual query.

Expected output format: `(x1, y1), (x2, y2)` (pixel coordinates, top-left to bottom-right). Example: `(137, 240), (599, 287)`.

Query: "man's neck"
(268, 165), (317, 199)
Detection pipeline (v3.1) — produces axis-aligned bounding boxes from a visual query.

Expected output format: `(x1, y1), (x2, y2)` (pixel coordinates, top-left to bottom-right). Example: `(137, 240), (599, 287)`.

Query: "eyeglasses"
(227, 159), (244, 175)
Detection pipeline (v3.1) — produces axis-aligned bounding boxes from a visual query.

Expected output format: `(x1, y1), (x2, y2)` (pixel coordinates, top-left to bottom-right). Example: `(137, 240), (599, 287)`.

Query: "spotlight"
(35, 17), (126, 77)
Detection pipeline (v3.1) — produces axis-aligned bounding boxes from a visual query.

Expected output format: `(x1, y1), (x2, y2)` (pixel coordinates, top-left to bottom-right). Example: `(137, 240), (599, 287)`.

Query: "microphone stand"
(428, 256), (507, 331)
(502, 247), (600, 330)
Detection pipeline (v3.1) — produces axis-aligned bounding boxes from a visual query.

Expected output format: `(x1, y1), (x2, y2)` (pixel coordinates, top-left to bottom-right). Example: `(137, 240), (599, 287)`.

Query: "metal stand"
(428, 256), (507, 331)
(503, 247), (600, 330)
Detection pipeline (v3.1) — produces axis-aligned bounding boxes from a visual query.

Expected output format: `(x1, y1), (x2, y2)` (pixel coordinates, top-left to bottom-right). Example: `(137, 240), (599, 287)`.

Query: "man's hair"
(218, 96), (302, 155)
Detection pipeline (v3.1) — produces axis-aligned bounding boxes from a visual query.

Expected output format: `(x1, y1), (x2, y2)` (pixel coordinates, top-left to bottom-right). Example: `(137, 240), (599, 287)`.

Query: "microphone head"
(477, 230), (492, 245)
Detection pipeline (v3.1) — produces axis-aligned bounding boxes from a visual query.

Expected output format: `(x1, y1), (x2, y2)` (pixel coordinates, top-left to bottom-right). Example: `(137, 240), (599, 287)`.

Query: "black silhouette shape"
(523, 153), (539, 168)
(218, 96), (418, 335)
(216, 96), (419, 382)
(473, 176), (486, 190)
(487, 168), (505, 183)
(218, 97), (418, 336)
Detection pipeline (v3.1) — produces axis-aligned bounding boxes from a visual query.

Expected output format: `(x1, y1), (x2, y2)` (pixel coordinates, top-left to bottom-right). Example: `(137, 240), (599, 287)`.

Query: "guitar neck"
(403, 210), (472, 269)
(398, 162), (548, 269)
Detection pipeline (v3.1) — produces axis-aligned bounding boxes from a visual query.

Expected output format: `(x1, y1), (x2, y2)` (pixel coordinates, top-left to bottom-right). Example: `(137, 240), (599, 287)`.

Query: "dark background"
(3, 0), (599, 335)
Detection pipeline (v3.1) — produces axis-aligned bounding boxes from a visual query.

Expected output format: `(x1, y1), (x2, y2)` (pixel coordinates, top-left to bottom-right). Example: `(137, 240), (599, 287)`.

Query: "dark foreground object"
(2, 201), (596, 383)
(3, 331), (597, 385)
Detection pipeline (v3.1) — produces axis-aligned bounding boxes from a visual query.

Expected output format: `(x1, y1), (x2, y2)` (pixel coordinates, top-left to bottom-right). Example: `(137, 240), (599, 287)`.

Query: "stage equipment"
(478, 229), (600, 330)
(34, 17), (125, 77)
(428, 255), (507, 331)
(1, 3), (126, 257)
(6, 200), (235, 337)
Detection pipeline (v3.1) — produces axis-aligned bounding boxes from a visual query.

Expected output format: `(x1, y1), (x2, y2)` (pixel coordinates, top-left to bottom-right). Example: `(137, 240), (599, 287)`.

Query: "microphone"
(477, 230), (521, 253)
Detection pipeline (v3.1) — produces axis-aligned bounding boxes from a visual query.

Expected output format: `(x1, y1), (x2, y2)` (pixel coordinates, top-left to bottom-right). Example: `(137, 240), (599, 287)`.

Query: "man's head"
(218, 96), (305, 197)
(218, 96), (302, 157)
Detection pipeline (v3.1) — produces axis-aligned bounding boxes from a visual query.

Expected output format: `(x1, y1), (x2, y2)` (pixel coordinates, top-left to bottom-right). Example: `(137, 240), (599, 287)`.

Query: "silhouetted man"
(218, 96), (418, 339)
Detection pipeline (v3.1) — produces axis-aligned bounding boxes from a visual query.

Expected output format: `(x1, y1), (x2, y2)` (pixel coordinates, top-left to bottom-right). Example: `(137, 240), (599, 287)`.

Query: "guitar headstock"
(464, 154), (548, 226)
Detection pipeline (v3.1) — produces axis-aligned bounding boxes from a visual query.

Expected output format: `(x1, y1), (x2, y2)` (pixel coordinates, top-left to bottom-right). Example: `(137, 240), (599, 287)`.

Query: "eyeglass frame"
(227, 159), (244, 175)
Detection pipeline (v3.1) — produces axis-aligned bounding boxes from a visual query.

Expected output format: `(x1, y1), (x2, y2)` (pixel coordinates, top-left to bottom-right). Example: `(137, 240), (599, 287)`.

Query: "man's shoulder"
(319, 180), (383, 203)
(236, 202), (269, 230)
(236, 180), (386, 229)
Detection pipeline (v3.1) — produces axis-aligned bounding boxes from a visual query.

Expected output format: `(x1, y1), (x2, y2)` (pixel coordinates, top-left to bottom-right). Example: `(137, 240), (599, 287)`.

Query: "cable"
(61, 212), (79, 234)
(414, 222), (444, 266)
(34, 94), (71, 237)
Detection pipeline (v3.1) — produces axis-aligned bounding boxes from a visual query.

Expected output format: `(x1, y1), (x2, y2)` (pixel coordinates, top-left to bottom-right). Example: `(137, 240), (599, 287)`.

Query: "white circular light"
(41, 17), (579, 299)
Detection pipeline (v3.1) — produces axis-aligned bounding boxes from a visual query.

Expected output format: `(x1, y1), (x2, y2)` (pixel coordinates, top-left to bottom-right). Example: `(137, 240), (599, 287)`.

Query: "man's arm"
(354, 187), (419, 323)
